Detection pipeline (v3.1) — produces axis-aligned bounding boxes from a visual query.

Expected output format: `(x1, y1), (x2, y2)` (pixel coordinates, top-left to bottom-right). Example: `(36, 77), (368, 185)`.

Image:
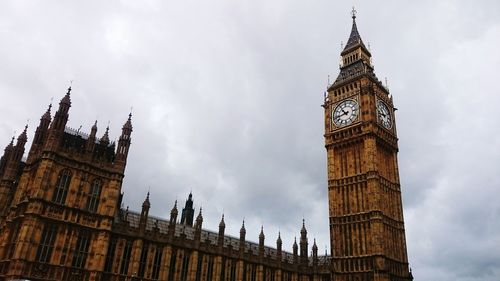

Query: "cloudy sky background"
(1, 1), (500, 280)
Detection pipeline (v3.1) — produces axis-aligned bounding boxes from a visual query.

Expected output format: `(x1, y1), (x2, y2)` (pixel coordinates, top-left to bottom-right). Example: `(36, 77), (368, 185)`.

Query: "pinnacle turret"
(61, 86), (71, 106)
(17, 125), (28, 144)
(42, 103), (52, 122)
(259, 226), (265, 240)
(195, 207), (203, 226)
(218, 214), (225, 247)
(100, 126), (110, 146)
(139, 191), (150, 231)
(142, 192), (151, 208)
(50, 87), (72, 132)
(170, 200), (178, 217)
(168, 200), (178, 236)
(116, 113), (133, 165)
(240, 220), (246, 236)
(219, 214), (226, 229)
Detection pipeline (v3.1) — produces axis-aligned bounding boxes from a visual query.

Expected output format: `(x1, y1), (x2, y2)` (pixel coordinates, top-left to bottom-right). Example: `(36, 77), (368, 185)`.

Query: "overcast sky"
(1, 1), (500, 280)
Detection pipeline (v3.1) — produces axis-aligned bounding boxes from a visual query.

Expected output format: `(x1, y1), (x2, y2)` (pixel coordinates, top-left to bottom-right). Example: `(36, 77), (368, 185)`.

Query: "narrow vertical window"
(52, 169), (72, 204)
(181, 251), (190, 281)
(104, 238), (117, 272)
(6, 222), (20, 258)
(36, 224), (58, 263)
(242, 263), (247, 281)
(120, 240), (133, 275)
(168, 248), (177, 281)
(230, 259), (237, 281)
(195, 254), (202, 281)
(152, 245), (163, 280)
(206, 255), (214, 281)
(250, 264), (256, 281)
(86, 179), (102, 213)
(138, 242), (149, 278)
(219, 258), (226, 281)
(72, 231), (91, 268)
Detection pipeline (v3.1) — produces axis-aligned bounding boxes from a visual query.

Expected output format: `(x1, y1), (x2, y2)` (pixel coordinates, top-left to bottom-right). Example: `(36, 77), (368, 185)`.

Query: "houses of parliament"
(0, 11), (413, 281)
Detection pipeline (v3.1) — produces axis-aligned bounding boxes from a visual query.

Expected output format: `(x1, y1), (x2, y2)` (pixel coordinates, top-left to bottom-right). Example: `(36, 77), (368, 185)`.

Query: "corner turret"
(259, 226), (265, 257)
(28, 104), (51, 161)
(218, 214), (225, 247)
(139, 192), (150, 231)
(300, 219), (309, 264)
(116, 113), (133, 168)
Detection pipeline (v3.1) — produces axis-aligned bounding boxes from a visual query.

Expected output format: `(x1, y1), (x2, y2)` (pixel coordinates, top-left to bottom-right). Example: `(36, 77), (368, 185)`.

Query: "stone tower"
(180, 192), (195, 226)
(323, 9), (412, 281)
(0, 87), (133, 281)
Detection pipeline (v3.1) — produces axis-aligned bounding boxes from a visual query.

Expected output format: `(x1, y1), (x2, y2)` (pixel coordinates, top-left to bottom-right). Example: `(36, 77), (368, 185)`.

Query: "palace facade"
(0, 11), (412, 281)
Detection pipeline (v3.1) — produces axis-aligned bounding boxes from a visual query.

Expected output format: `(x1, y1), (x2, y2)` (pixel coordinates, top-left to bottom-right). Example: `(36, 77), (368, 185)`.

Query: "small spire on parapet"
(195, 207), (203, 225)
(123, 111), (133, 130)
(219, 214), (226, 228)
(240, 220), (246, 234)
(301, 219), (307, 236)
(143, 191), (150, 207)
(100, 125), (110, 145)
(42, 103), (52, 120)
(18, 124), (28, 143)
(172, 200), (178, 212)
(61, 84), (72, 105)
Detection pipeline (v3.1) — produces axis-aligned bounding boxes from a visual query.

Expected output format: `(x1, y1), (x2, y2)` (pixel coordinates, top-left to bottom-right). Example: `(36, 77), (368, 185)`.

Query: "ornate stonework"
(323, 10), (412, 281)
(0, 10), (411, 281)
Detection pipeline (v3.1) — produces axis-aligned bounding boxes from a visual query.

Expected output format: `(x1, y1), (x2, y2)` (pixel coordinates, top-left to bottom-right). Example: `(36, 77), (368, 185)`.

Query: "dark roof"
(119, 210), (331, 266)
(343, 17), (367, 53)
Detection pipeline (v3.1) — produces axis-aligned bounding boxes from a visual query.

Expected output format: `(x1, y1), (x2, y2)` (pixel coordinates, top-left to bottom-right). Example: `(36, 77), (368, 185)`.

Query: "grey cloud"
(1, 1), (500, 280)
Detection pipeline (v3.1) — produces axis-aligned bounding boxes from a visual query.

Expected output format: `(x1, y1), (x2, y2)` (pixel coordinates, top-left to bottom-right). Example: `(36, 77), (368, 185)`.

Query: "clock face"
(377, 100), (392, 129)
(332, 99), (359, 127)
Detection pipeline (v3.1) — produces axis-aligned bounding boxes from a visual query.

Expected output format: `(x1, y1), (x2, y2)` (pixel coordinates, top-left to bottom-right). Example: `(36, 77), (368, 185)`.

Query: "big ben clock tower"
(324, 9), (413, 281)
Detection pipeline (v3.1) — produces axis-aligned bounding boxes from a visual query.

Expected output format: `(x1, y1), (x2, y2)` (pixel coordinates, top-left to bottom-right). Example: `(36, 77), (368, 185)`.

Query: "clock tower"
(324, 9), (413, 281)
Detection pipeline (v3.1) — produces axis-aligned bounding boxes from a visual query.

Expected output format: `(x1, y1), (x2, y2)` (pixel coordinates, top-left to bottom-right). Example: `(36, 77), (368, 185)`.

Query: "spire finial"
(351, 6), (357, 20)
(67, 81), (72, 95)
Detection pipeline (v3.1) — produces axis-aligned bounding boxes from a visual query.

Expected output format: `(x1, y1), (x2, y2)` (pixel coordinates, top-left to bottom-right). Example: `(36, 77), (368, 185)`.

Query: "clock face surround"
(332, 99), (359, 127)
(377, 100), (393, 129)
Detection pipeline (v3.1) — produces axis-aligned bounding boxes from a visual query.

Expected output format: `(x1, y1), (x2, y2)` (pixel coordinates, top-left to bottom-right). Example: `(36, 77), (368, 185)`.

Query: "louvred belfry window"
(52, 169), (72, 205)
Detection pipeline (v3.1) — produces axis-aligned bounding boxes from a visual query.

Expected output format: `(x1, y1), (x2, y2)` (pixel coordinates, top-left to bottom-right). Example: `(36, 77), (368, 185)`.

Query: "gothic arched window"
(52, 169), (72, 205)
(86, 179), (102, 213)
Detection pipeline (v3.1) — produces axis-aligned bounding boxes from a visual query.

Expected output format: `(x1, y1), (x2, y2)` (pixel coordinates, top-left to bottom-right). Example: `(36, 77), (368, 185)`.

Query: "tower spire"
(180, 192), (195, 226)
(116, 112), (133, 167)
(342, 7), (367, 53)
(49, 87), (72, 132)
